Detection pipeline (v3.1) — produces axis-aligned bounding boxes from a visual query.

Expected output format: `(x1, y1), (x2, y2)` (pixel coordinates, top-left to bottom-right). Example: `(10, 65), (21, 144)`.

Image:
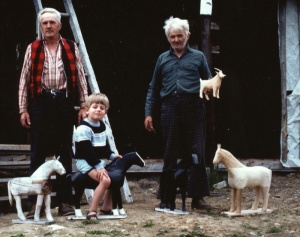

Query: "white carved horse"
(7, 159), (66, 221)
(213, 144), (272, 214)
(199, 68), (226, 100)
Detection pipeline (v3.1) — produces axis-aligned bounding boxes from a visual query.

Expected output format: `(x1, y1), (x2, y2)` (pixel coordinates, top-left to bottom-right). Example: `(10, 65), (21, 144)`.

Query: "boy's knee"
(103, 177), (111, 188)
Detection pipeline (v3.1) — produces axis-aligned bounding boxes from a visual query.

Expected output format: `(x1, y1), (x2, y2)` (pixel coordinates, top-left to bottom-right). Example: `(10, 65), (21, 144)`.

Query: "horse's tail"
(7, 180), (13, 206)
(269, 169), (273, 185)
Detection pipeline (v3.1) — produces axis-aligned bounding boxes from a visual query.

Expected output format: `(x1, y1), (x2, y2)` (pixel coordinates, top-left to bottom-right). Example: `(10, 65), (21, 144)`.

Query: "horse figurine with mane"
(213, 144), (272, 214)
(69, 152), (145, 217)
(7, 158), (66, 222)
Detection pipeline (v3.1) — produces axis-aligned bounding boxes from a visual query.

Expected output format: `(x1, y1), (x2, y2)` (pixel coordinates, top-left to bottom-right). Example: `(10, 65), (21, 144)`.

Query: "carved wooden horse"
(213, 144), (272, 214)
(7, 159), (66, 221)
(159, 159), (188, 212)
(70, 152), (145, 216)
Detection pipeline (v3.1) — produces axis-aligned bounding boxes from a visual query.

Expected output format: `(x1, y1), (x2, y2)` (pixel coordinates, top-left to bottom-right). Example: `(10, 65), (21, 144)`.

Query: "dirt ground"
(0, 172), (300, 237)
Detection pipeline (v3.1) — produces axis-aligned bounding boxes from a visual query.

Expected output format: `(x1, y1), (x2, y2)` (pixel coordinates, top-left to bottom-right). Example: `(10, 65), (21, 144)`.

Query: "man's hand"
(144, 116), (155, 133)
(77, 108), (87, 124)
(20, 112), (31, 129)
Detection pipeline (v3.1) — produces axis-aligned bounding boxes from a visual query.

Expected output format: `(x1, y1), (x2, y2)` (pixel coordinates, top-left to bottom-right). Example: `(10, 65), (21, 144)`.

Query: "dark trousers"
(29, 94), (76, 204)
(160, 94), (210, 198)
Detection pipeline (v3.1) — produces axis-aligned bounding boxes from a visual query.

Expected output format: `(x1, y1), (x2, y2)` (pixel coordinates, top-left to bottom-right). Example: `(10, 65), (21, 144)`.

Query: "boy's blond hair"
(85, 93), (110, 111)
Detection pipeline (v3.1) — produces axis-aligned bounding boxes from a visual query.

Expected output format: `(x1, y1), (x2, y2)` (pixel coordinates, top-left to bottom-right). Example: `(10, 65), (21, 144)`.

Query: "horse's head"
(213, 144), (223, 164)
(52, 159), (66, 175)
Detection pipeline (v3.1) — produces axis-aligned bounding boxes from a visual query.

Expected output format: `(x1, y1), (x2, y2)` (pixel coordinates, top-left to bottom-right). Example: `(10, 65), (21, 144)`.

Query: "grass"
(86, 228), (122, 236)
(241, 223), (263, 236)
(178, 226), (209, 237)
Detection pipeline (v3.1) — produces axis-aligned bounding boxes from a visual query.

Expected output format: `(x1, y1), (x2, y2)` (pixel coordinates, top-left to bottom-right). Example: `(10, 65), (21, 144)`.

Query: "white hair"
(163, 16), (190, 38)
(38, 8), (61, 24)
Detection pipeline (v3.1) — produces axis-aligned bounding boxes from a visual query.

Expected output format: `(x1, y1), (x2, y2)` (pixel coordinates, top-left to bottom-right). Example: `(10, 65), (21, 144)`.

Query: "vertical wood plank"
(278, 0), (288, 162)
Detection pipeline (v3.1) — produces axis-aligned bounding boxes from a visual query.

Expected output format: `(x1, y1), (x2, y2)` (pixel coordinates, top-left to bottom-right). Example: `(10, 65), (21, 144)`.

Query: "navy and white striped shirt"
(74, 118), (114, 167)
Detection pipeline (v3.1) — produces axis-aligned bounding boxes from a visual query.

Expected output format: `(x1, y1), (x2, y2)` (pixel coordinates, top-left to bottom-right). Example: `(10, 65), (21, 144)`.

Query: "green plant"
(44, 233), (53, 236)
(86, 228), (122, 236)
(241, 223), (259, 230)
(143, 220), (155, 228)
(179, 226), (208, 237)
(156, 229), (168, 236)
(81, 219), (99, 225)
(266, 226), (282, 233)
(241, 223), (263, 236)
(10, 234), (25, 237)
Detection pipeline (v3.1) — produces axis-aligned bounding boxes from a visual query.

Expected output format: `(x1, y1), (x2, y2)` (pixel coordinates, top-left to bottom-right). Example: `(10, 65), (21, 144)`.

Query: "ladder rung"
(60, 12), (70, 17)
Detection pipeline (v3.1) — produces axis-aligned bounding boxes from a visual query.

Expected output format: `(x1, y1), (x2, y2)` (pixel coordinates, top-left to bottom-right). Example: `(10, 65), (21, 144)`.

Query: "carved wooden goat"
(199, 68), (226, 100)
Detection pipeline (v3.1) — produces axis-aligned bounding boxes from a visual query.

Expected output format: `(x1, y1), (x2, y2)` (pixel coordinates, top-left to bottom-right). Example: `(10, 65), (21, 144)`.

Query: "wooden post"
(200, 16), (212, 70)
(199, 15), (215, 167)
(278, 0), (288, 162)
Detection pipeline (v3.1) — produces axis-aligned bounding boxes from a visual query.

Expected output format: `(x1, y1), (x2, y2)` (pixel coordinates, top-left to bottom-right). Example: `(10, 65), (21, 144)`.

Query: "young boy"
(74, 93), (121, 220)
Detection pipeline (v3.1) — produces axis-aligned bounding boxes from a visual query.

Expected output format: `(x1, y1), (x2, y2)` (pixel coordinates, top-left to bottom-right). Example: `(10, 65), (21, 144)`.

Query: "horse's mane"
(219, 149), (245, 169)
(31, 160), (55, 179)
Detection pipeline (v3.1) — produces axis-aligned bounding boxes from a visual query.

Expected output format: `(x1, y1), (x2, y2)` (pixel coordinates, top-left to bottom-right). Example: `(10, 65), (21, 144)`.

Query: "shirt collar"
(42, 35), (63, 45)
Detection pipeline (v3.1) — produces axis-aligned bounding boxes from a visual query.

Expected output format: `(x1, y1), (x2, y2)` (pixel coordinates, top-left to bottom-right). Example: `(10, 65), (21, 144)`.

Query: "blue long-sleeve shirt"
(145, 45), (212, 117)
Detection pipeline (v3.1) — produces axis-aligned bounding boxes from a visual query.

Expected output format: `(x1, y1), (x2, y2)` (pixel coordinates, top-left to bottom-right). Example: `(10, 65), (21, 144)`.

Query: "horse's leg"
(14, 195), (26, 221)
(235, 189), (242, 214)
(34, 194), (43, 221)
(181, 186), (187, 212)
(251, 186), (260, 210)
(112, 187), (120, 215)
(230, 188), (236, 212)
(116, 189), (126, 215)
(44, 194), (54, 221)
(261, 187), (270, 212)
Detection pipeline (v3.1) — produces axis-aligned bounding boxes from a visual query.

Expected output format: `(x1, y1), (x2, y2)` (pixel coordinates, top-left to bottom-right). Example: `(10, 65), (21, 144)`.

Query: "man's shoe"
(155, 202), (170, 209)
(58, 203), (75, 216)
(191, 197), (212, 210)
(26, 204), (45, 219)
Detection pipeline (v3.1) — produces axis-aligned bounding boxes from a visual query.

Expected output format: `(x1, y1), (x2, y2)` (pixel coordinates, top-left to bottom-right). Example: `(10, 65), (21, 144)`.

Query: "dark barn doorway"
(0, 0), (281, 162)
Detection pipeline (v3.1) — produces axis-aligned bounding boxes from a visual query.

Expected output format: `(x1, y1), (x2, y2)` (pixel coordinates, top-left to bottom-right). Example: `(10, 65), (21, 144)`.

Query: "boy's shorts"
(76, 159), (106, 174)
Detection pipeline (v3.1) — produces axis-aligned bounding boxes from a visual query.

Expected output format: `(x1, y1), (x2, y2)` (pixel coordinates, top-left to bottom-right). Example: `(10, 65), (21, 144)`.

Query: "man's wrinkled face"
(40, 13), (61, 39)
(167, 28), (189, 52)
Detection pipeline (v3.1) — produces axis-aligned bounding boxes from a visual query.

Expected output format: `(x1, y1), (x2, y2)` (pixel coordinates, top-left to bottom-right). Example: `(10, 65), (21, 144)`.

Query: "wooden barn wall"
(0, 0), (281, 163)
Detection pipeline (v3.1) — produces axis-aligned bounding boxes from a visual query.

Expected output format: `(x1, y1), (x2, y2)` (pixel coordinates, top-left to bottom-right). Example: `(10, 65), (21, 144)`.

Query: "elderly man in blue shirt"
(144, 16), (212, 210)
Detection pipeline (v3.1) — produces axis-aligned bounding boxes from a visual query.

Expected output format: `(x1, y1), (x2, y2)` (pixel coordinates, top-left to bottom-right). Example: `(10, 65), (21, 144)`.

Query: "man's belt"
(41, 88), (67, 98)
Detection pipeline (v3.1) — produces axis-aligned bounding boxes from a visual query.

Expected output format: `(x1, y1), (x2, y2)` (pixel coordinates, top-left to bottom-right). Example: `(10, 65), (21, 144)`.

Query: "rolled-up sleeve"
(18, 45), (32, 114)
(74, 43), (88, 107)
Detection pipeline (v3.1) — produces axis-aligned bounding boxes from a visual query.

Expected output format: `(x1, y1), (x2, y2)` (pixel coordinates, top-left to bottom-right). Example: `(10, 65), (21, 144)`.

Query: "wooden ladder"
(32, 0), (133, 203)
